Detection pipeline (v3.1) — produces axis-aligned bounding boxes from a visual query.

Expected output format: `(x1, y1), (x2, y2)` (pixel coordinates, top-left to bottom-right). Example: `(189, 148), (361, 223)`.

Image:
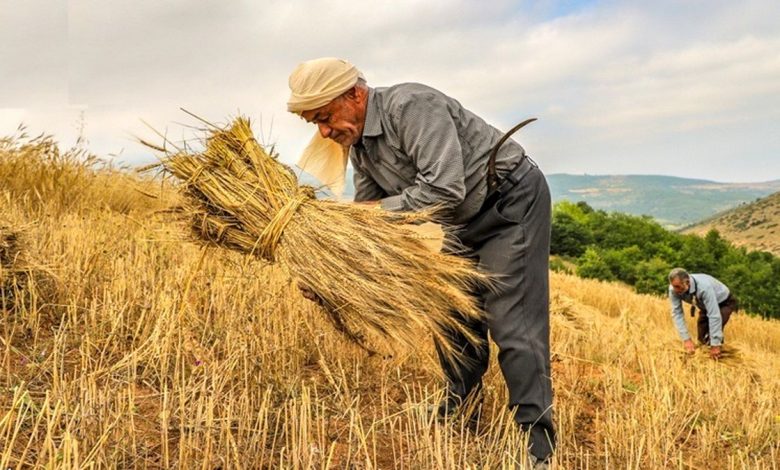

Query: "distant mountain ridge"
(546, 174), (780, 228)
(297, 168), (780, 228)
(683, 191), (780, 256)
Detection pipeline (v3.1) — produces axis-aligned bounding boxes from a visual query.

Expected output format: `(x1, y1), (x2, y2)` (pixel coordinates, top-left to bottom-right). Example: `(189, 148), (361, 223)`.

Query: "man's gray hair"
(668, 268), (690, 283)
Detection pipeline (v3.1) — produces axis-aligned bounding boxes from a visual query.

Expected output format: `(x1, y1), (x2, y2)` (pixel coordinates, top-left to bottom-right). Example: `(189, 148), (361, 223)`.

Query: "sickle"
(487, 118), (537, 193)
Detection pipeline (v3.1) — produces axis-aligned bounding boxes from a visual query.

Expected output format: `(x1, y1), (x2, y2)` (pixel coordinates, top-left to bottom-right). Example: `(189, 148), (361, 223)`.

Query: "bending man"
(288, 57), (555, 466)
(668, 268), (738, 359)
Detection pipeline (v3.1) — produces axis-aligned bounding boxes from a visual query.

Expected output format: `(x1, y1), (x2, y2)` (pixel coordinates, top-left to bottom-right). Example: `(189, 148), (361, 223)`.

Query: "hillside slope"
(2, 134), (779, 469)
(684, 191), (780, 256)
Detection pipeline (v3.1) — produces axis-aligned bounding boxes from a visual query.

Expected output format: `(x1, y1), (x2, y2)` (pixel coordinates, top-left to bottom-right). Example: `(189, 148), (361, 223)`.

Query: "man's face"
(670, 278), (690, 295)
(301, 88), (366, 147)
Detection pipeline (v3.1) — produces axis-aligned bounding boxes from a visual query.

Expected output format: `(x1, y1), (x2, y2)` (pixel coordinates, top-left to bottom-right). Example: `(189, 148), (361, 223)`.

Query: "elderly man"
(288, 58), (554, 466)
(668, 268), (738, 359)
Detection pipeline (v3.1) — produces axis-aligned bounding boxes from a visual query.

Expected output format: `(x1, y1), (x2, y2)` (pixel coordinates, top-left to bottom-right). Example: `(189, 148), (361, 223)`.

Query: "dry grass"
(1, 131), (778, 469)
(0, 128), (170, 217)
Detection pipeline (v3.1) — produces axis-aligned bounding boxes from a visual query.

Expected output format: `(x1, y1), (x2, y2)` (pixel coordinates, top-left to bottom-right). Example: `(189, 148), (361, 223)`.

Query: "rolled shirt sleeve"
(379, 94), (467, 221)
(669, 287), (691, 341)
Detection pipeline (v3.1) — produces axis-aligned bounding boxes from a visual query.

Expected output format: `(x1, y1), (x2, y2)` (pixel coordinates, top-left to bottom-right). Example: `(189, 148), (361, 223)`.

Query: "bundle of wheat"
(0, 224), (27, 310)
(145, 116), (487, 363)
(0, 226), (21, 269)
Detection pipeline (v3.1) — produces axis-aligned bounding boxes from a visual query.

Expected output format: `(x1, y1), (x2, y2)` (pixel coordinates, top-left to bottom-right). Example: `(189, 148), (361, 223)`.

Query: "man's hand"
(683, 339), (695, 354)
(709, 345), (722, 360)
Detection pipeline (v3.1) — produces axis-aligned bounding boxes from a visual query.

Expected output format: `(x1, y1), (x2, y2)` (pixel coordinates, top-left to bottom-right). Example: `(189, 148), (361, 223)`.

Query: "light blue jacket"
(669, 273), (730, 346)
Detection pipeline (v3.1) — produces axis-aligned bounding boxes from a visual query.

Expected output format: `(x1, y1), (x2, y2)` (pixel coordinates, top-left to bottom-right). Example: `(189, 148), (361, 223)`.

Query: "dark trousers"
(697, 295), (738, 345)
(436, 159), (555, 460)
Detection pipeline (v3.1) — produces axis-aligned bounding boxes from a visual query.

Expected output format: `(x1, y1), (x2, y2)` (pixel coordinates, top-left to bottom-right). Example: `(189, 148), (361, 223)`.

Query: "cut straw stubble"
(146, 116), (489, 365)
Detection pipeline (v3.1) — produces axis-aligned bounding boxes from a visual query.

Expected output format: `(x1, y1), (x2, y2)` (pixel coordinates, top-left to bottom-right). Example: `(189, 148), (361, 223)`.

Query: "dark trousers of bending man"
(436, 156), (555, 461)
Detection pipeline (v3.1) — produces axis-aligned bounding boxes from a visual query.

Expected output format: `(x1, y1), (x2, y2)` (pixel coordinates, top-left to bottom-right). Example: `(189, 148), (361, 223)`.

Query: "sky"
(1, 0), (779, 182)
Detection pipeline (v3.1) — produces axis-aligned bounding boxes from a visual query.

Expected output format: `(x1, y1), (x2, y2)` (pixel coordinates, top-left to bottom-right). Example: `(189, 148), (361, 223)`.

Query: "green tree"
(551, 211), (592, 257)
(601, 246), (644, 284)
(577, 248), (615, 281)
(634, 257), (671, 294)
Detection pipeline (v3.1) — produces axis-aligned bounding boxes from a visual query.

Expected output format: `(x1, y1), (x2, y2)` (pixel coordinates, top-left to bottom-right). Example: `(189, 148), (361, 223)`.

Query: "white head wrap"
(287, 58), (365, 198)
(287, 57), (365, 113)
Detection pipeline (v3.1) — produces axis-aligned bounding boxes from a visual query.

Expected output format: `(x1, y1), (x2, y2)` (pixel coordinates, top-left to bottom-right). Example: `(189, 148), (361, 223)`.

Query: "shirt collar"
(361, 87), (383, 141)
(688, 276), (697, 295)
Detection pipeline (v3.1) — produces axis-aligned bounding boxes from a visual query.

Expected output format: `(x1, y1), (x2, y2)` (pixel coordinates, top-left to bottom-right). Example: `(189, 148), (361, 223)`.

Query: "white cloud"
(1, 0), (778, 182)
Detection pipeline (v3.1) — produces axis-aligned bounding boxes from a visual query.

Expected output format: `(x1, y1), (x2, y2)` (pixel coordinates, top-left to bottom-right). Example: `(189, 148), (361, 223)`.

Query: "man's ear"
(344, 85), (363, 102)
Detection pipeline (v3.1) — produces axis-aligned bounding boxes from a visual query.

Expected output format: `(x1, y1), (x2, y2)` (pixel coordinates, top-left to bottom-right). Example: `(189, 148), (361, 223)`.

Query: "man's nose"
(318, 123), (332, 138)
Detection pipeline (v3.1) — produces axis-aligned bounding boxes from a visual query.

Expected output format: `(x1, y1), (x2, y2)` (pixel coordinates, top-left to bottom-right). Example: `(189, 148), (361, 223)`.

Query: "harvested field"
(1, 131), (778, 469)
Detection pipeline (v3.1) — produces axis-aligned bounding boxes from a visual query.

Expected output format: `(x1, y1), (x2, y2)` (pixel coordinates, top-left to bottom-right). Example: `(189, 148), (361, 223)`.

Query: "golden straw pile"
(146, 116), (488, 362)
(0, 222), (50, 313)
(1, 223), (26, 307)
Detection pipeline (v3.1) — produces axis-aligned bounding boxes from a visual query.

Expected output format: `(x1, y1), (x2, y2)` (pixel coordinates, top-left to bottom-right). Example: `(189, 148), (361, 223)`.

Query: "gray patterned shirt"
(350, 83), (526, 225)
